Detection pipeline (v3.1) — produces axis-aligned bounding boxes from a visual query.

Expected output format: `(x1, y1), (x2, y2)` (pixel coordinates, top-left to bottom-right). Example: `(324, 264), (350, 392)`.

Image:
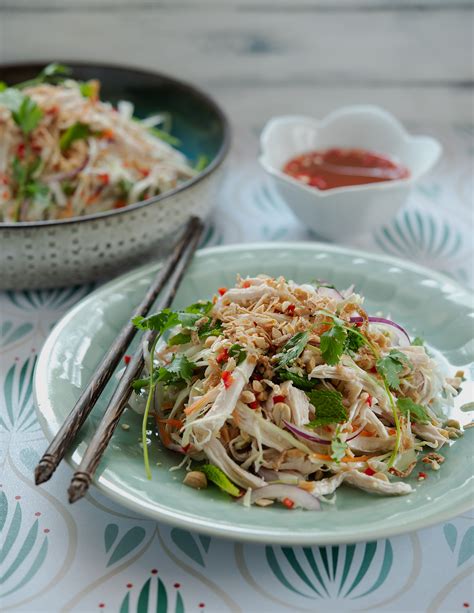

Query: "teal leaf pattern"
(106, 526), (146, 567)
(198, 534), (211, 553)
(118, 575), (184, 613)
(104, 523), (119, 553)
(265, 540), (394, 600)
(5, 284), (94, 310)
(457, 527), (474, 567)
(443, 523), (458, 552)
(374, 209), (468, 283)
(0, 495), (49, 599)
(0, 322), (33, 347)
(170, 529), (206, 567)
(19, 448), (40, 472)
(1, 355), (39, 433)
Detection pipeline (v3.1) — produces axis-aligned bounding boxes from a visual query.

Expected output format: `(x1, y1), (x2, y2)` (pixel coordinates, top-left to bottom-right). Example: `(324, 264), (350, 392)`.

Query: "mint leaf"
(376, 350), (411, 390)
(320, 322), (346, 365)
(277, 369), (318, 391)
(306, 389), (347, 427)
(330, 429), (347, 463)
(229, 343), (247, 365)
(198, 464), (240, 496)
(276, 331), (309, 369)
(397, 397), (430, 424)
(60, 122), (91, 151)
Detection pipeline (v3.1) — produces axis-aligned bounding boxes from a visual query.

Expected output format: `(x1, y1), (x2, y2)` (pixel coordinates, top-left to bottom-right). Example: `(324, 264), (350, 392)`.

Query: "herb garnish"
(275, 331), (309, 369)
(396, 397), (430, 424)
(277, 369), (318, 391)
(15, 63), (71, 90)
(60, 122), (91, 151)
(148, 126), (181, 147)
(195, 155), (209, 172)
(229, 343), (247, 365)
(306, 389), (347, 428)
(0, 88), (43, 136)
(330, 427), (348, 463)
(376, 350), (412, 391)
(198, 464), (240, 496)
(320, 321), (346, 365)
(412, 336), (424, 347)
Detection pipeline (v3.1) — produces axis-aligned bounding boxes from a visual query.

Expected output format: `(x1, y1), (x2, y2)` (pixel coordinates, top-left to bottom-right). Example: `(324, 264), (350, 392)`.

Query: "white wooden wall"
(0, 0), (472, 128)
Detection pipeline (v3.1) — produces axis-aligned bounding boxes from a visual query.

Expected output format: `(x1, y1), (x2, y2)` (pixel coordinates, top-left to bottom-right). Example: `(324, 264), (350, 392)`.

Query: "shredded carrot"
(360, 430), (375, 437)
(184, 387), (219, 416)
(156, 418), (183, 429)
(157, 423), (171, 447)
(311, 452), (375, 463)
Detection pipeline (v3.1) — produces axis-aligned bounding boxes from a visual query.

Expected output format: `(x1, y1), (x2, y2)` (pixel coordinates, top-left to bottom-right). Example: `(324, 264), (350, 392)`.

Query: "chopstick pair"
(34, 216), (205, 503)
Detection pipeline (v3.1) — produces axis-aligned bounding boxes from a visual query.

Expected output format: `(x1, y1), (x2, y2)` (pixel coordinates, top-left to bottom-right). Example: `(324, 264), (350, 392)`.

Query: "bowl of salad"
(0, 62), (230, 288)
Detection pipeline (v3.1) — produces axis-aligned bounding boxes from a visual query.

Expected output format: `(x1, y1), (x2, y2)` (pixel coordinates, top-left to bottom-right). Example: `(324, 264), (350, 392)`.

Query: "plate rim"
(34, 241), (474, 544)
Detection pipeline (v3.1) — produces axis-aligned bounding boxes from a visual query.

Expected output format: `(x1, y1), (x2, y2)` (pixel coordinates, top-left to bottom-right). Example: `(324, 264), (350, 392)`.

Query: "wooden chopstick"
(67, 219), (204, 503)
(35, 216), (204, 487)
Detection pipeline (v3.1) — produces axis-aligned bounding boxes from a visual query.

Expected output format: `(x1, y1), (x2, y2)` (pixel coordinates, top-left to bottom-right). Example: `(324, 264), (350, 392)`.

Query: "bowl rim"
(258, 107), (442, 198)
(0, 60), (231, 229)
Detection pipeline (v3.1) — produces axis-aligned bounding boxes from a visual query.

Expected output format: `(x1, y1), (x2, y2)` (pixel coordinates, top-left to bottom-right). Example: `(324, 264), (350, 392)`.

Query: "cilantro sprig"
(0, 88), (43, 135)
(396, 397), (430, 424)
(306, 389), (347, 428)
(319, 315), (371, 366)
(376, 350), (412, 391)
(316, 310), (413, 468)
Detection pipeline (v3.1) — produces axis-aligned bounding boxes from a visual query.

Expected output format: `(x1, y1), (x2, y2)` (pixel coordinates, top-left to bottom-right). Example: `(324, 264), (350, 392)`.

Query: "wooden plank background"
(0, 0), (472, 127)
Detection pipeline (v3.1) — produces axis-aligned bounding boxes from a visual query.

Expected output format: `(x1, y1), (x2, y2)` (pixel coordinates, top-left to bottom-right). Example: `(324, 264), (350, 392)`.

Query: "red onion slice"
(241, 484), (321, 510)
(283, 421), (366, 444)
(44, 155), (90, 183)
(350, 316), (411, 346)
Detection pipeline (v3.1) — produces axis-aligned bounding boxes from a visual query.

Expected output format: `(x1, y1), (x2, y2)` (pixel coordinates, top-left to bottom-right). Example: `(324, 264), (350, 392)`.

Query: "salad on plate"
(130, 274), (464, 510)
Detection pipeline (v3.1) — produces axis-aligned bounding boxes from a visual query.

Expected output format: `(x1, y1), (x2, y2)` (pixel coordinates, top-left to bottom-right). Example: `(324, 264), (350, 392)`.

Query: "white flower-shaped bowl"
(259, 106), (442, 241)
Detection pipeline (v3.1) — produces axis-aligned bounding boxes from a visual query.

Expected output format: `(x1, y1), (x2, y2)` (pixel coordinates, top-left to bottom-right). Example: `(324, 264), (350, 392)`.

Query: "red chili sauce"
(283, 148), (410, 190)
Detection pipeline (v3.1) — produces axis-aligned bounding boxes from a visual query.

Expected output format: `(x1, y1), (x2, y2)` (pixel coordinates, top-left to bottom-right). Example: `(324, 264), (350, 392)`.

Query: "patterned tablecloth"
(1, 123), (473, 613)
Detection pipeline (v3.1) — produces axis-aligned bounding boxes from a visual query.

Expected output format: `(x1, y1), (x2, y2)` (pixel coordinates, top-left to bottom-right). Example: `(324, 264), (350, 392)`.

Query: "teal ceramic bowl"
(34, 243), (474, 544)
(0, 62), (230, 289)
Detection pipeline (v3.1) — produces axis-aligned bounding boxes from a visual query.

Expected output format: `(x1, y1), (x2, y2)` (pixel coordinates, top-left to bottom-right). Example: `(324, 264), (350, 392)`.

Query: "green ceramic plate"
(35, 243), (474, 544)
